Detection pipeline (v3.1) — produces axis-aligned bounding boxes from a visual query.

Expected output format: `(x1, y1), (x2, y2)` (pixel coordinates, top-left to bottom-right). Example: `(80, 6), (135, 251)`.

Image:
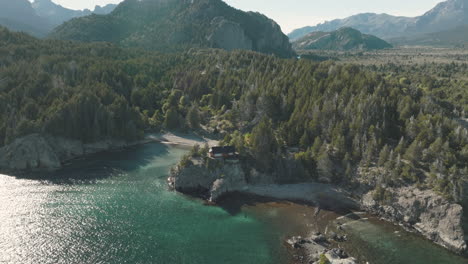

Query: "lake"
(0, 142), (466, 264)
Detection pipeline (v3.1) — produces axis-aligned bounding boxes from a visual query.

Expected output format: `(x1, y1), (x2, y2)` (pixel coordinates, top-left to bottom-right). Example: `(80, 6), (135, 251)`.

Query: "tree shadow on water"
(13, 142), (172, 184)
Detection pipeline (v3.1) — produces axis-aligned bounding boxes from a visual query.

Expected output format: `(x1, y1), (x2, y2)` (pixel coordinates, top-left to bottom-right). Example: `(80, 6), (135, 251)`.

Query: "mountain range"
(2, 0), (467, 52)
(50, 0), (294, 57)
(292, 27), (392, 51)
(0, 0), (51, 36)
(288, 0), (468, 45)
(32, 0), (117, 27)
(391, 24), (468, 47)
(0, 0), (116, 37)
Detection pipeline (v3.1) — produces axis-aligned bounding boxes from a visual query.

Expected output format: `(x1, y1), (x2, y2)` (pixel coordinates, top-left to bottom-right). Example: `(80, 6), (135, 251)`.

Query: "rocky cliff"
(208, 17), (253, 51)
(0, 133), (140, 172)
(169, 158), (248, 201)
(361, 186), (467, 253)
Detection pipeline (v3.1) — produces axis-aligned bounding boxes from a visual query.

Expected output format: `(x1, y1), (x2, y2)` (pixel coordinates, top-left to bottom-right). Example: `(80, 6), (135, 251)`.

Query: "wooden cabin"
(209, 146), (238, 159)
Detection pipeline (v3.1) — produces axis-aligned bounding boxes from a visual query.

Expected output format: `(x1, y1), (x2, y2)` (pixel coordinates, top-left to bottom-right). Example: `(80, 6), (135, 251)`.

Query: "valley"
(298, 47), (468, 66)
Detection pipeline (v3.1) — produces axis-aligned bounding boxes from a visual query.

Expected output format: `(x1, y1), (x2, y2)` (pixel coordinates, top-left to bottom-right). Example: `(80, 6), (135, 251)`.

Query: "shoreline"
(240, 183), (359, 212)
(2, 132), (466, 261)
(214, 187), (468, 263)
(170, 154), (467, 257)
(214, 191), (359, 264)
(0, 132), (219, 174)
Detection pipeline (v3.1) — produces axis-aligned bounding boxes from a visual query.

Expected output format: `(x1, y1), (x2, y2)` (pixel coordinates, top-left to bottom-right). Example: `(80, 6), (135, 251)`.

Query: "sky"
(49, 0), (443, 33)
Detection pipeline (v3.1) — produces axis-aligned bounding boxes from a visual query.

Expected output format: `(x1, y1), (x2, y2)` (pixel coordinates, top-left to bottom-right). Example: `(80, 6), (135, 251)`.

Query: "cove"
(0, 142), (466, 264)
(0, 143), (291, 264)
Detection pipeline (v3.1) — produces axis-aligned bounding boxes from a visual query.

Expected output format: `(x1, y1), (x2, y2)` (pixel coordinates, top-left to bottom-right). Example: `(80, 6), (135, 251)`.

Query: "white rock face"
(362, 186), (467, 253)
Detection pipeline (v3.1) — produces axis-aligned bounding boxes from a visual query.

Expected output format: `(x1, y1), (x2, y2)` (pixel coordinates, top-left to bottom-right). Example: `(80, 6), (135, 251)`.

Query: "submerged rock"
(362, 186), (467, 253)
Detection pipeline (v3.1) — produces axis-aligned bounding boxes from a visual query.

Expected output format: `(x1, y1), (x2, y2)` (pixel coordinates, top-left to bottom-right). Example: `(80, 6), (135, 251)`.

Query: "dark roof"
(209, 146), (236, 154)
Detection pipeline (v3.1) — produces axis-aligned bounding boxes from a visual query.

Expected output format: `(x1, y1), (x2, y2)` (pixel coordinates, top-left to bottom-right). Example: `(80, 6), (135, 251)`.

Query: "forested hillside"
(293, 27), (392, 51)
(0, 27), (466, 200)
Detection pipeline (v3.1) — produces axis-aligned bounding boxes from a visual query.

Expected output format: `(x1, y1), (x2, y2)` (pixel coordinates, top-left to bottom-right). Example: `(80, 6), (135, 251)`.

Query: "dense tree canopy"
(0, 27), (466, 200)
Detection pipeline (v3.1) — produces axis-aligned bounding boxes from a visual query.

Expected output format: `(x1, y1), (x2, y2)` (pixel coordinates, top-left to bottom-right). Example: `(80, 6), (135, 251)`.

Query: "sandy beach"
(146, 132), (220, 147)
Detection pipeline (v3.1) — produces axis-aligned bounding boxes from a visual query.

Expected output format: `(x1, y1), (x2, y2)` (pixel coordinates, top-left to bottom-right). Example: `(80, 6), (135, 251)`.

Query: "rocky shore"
(0, 134), (140, 172)
(287, 233), (356, 264)
(169, 156), (468, 256)
(0, 132), (215, 173)
(361, 186), (467, 254)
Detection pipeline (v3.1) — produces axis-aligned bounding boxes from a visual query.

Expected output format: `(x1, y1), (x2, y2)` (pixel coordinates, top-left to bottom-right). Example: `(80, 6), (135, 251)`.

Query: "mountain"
(289, 13), (415, 41)
(292, 27), (392, 51)
(289, 0), (468, 41)
(50, 0), (294, 57)
(0, 0), (117, 37)
(410, 0), (468, 34)
(391, 25), (468, 47)
(93, 4), (118, 15)
(0, 0), (51, 36)
(32, 0), (117, 28)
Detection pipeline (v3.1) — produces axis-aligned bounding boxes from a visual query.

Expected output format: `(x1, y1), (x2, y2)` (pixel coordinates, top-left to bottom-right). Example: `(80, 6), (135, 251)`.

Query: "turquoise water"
(0, 143), (288, 264)
(340, 216), (468, 264)
(0, 142), (467, 264)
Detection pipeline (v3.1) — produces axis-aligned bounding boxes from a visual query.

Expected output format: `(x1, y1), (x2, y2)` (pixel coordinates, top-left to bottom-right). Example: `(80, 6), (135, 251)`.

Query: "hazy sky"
(49, 0), (443, 33)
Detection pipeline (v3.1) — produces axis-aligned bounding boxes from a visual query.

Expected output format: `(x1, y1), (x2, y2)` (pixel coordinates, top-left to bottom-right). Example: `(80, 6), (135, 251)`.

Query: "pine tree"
(186, 105), (200, 129)
(164, 107), (179, 130)
(311, 137), (323, 157)
(250, 118), (277, 170)
(378, 145), (390, 167)
(394, 137), (406, 155)
(404, 140), (422, 165)
(299, 131), (310, 148)
(317, 150), (334, 183)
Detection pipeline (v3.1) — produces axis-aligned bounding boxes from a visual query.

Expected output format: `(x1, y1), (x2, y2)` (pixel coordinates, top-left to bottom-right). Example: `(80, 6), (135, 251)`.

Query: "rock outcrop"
(0, 134), (61, 170)
(169, 158), (247, 202)
(0, 133), (138, 172)
(208, 17), (252, 51)
(287, 233), (357, 264)
(361, 186), (467, 253)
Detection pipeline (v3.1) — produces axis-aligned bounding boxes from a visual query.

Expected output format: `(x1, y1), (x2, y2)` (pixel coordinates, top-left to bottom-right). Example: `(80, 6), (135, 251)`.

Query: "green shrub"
(318, 254), (330, 264)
